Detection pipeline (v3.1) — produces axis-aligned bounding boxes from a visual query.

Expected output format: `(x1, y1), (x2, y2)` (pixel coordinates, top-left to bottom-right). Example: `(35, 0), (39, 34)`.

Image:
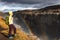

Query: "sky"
(0, 0), (60, 12)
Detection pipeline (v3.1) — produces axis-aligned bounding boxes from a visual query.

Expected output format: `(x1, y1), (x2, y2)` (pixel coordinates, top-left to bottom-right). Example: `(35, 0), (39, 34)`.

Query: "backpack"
(5, 16), (9, 25)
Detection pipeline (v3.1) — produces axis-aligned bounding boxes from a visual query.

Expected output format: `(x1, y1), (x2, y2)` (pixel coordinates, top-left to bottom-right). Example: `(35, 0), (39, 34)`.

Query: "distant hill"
(13, 5), (60, 15)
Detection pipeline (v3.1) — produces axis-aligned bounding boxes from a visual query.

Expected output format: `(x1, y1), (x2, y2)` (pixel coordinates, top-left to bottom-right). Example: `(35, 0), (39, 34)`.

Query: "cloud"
(0, 0), (60, 12)
(1, 0), (43, 4)
(0, 2), (40, 12)
(1, 0), (60, 4)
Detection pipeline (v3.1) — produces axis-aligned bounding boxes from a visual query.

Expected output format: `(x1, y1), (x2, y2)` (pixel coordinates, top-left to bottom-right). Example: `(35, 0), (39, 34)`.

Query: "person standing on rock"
(8, 11), (16, 39)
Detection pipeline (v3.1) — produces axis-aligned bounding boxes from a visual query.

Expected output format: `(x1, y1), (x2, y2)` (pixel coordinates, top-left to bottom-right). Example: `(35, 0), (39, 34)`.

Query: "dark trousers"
(9, 24), (16, 35)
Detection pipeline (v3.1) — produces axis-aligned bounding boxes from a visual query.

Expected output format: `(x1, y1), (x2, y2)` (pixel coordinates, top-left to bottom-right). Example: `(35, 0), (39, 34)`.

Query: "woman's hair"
(9, 11), (13, 15)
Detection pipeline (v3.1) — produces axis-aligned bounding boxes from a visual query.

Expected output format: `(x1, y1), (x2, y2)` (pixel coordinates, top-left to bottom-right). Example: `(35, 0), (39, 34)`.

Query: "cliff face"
(14, 5), (60, 40)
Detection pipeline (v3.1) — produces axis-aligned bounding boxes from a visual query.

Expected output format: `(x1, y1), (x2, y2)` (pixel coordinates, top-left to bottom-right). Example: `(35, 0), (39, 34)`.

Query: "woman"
(8, 11), (16, 39)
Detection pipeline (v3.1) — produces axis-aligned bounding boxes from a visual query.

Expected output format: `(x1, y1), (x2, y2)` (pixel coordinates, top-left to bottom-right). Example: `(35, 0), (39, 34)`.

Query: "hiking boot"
(8, 34), (14, 38)
(9, 36), (13, 39)
(11, 34), (17, 37)
(14, 34), (17, 36)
